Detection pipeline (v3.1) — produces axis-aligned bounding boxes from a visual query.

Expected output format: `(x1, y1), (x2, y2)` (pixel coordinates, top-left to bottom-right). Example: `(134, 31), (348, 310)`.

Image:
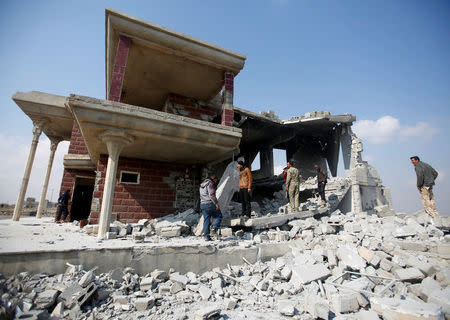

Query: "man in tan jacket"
(237, 161), (253, 219)
(285, 160), (300, 212)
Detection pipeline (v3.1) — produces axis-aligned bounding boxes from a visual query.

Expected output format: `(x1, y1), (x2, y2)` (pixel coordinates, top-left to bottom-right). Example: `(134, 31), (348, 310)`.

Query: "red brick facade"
(108, 35), (131, 102)
(221, 71), (234, 126)
(67, 122), (88, 155)
(163, 93), (221, 122)
(89, 155), (187, 224)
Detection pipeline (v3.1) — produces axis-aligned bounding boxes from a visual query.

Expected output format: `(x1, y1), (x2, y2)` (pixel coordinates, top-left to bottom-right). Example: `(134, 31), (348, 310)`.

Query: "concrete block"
(35, 289), (59, 309)
(380, 258), (393, 272)
(435, 268), (450, 286)
(292, 263), (331, 285)
(358, 246), (375, 262)
(198, 286), (212, 300)
(170, 281), (183, 294)
(428, 287), (450, 319)
(304, 293), (330, 319)
(78, 270), (95, 288)
(394, 267), (425, 282)
(354, 310), (381, 320)
(374, 205), (395, 217)
(370, 254), (381, 267)
(151, 269), (167, 281)
(132, 232), (145, 242)
(419, 277), (442, 302)
(224, 298), (237, 310)
(436, 244), (450, 257)
(140, 277), (154, 291)
(170, 273), (189, 287)
(158, 283), (171, 294)
(281, 265), (292, 280)
(194, 306), (221, 320)
(370, 296), (444, 320)
(220, 227), (233, 237)
(50, 301), (64, 317)
(332, 293), (359, 314)
(211, 278), (222, 290)
(327, 249), (337, 267)
(113, 294), (129, 304)
(132, 297), (154, 311)
(278, 299), (296, 316)
(337, 246), (366, 271)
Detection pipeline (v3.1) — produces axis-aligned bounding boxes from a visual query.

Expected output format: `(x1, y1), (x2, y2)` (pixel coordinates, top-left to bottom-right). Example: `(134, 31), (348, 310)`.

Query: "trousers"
(420, 187), (439, 218)
(201, 202), (222, 238)
(239, 188), (252, 217)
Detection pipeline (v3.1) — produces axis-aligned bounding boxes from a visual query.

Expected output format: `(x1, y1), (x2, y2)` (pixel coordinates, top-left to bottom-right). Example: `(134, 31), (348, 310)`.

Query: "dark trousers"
(239, 188), (252, 217)
(201, 202), (222, 239)
(56, 205), (69, 221)
(318, 183), (326, 201)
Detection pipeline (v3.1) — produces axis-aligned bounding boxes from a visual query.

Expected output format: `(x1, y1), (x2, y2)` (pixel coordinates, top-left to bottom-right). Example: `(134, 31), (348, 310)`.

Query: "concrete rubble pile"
(2, 209), (449, 319)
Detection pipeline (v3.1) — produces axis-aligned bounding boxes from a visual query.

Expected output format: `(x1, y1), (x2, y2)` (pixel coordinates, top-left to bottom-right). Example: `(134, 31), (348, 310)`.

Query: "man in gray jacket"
(199, 175), (222, 241)
(410, 156), (439, 218)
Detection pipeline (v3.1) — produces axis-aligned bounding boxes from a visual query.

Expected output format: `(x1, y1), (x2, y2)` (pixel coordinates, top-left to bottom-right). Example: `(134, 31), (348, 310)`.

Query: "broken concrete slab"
(337, 246), (366, 271)
(370, 296), (444, 320)
(393, 267), (425, 282)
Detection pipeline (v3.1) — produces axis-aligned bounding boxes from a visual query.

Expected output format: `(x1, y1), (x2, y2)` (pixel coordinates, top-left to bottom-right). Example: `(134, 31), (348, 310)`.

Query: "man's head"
(210, 175), (219, 184)
(237, 160), (245, 170)
(314, 165), (320, 171)
(286, 160), (294, 168)
(410, 156), (420, 165)
(65, 189), (70, 194)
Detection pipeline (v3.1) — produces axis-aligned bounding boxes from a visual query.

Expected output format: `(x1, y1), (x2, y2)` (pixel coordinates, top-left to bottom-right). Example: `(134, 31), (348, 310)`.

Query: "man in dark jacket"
(199, 175), (222, 241)
(314, 165), (328, 207)
(410, 156), (439, 218)
(55, 189), (70, 223)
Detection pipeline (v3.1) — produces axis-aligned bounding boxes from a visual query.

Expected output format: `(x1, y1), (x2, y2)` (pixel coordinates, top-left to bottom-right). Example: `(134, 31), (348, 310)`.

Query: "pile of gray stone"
(1, 209), (449, 319)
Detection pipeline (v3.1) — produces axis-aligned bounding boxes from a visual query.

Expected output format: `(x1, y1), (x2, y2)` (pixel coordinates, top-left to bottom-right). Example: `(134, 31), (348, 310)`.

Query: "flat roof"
(105, 8), (246, 110)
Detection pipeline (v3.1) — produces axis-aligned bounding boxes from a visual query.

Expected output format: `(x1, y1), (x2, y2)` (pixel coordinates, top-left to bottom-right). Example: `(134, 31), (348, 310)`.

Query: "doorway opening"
(70, 177), (95, 222)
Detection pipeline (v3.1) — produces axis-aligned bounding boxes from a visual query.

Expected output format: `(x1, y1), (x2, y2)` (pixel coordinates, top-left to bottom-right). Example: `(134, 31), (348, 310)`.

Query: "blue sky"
(1, 0), (449, 214)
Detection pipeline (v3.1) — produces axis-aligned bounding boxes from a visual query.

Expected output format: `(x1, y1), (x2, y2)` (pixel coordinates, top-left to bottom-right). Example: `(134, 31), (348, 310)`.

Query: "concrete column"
(108, 35), (131, 102)
(97, 131), (134, 239)
(36, 138), (61, 219)
(259, 147), (274, 178)
(221, 71), (234, 126)
(12, 120), (46, 221)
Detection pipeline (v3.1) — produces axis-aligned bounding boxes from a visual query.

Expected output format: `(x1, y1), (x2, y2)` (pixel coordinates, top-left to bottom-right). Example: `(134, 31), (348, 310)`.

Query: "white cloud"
(353, 116), (438, 144)
(0, 133), (69, 204)
(400, 122), (439, 140)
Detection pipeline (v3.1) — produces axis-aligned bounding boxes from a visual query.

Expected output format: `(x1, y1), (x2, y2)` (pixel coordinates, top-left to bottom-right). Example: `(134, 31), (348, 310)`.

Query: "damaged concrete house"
(11, 8), (391, 239)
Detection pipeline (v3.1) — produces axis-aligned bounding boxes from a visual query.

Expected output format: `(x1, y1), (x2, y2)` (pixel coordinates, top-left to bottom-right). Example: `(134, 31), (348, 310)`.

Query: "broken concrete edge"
(0, 240), (295, 276)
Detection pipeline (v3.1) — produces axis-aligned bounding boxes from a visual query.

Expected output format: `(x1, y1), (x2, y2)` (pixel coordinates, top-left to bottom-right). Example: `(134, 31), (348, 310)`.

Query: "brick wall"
(67, 122), (88, 155)
(89, 155), (195, 224)
(58, 168), (96, 214)
(163, 94), (221, 122)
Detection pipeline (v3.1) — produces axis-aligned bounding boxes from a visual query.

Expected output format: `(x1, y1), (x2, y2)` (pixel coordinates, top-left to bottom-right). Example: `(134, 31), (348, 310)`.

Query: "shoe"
(210, 229), (220, 238)
(204, 236), (212, 241)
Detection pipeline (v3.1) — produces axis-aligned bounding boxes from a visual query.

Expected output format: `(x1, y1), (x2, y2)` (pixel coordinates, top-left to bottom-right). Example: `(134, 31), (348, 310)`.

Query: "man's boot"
(210, 228), (221, 239)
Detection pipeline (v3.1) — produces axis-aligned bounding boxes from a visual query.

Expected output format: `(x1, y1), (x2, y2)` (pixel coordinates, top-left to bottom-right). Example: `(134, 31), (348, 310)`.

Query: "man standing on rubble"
(410, 156), (440, 219)
(314, 165), (328, 207)
(237, 161), (253, 219)
(285, 160), (300, 212)
(199, 175), (222, 241)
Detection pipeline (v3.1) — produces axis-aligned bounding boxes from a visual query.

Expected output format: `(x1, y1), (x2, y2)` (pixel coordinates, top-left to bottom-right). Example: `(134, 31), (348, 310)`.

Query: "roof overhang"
(66, 95), (242, 164)
(105, 8), (246, 110)
(12, 91), (74, 141)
